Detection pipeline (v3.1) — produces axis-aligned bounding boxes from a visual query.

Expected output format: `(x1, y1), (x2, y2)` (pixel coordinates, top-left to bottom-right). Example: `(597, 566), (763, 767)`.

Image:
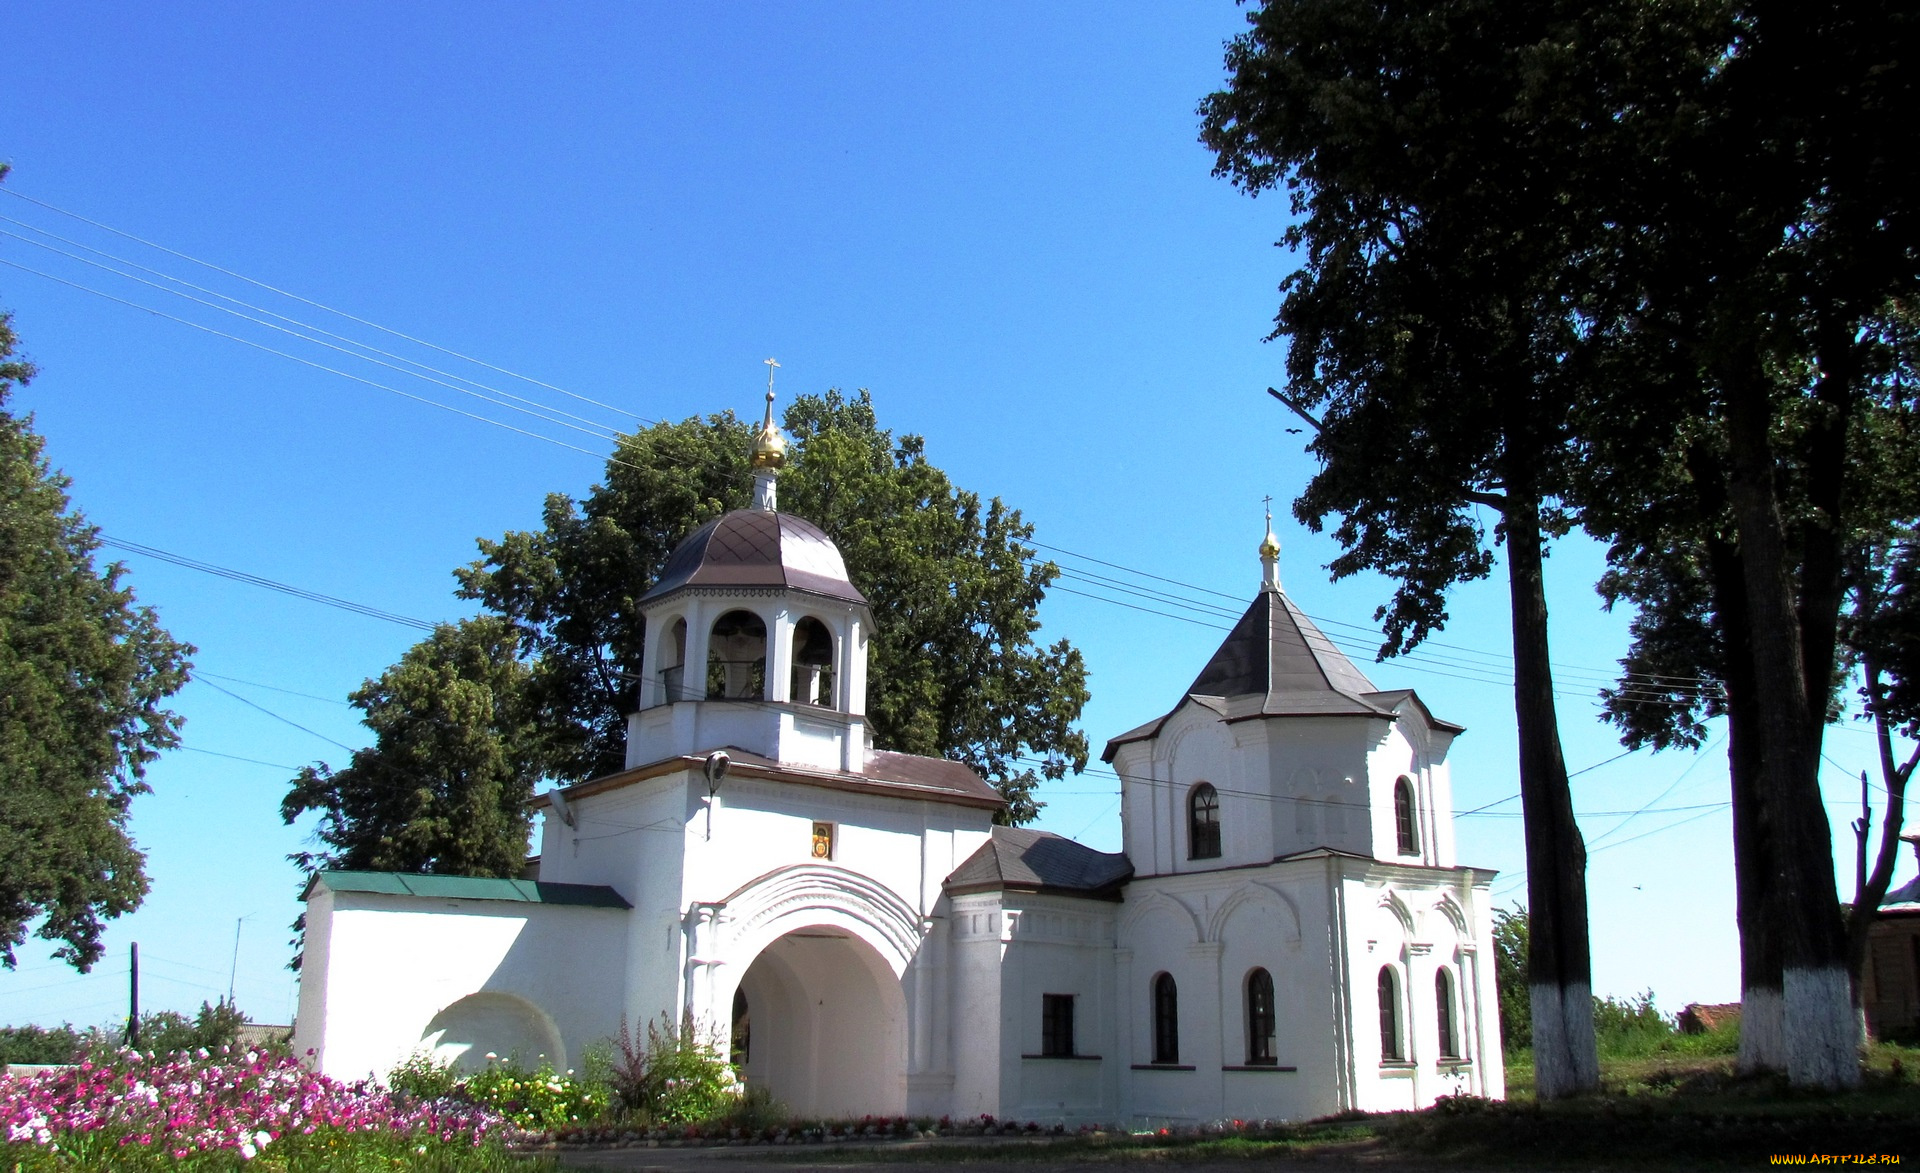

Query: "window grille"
(1151, 973), (1179, 1064)
(1246, 968), (1277, 1064)
(1188, 783), (1221, 860)
(1041, 994), (1075, 1057)
(1378, 967), (1402, 1061)
(1394, 778), (1419, 856)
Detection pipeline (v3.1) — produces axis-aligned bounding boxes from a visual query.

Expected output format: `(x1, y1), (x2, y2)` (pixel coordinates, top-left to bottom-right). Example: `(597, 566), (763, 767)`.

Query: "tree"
(456, 389), (1090, 823)
(1199, 0), (1654, 1097)
(1571, 0), (1920, 1087)
(281, 617), (545, 877)
(1491, 906), (1533, 1054)
(0, 298), (193, 972)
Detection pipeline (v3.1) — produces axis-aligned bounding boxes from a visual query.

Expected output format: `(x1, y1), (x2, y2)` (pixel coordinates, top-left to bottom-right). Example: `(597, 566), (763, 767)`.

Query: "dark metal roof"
(1102, 586), (1461, 760)
(303, 870), (631, 908)
(944, 826), (1134, 900)
(540, 745), (1007, 812)
(639, 510), (867, 606)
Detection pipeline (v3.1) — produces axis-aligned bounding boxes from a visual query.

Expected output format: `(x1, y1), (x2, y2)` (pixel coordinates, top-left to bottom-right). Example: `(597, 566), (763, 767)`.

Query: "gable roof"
(303, 870), (630, 908)
(1102, 587), (1460, 761)
(944, 826), (1133, 901)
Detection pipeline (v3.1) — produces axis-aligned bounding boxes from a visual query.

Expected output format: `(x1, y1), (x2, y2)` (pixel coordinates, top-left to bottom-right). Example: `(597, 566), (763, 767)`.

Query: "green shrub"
(460, 1057), (613, 1132)
(0, 1024), (82, 1066)
(714, 1084), (788, 1133)
(1492, 906), (1531, 1051)
(629, 1013), (737, 1125)
(82, 999), (252, 1058)
(1593, 990), (1672, 1058)
(387, 1049), (464, 1103)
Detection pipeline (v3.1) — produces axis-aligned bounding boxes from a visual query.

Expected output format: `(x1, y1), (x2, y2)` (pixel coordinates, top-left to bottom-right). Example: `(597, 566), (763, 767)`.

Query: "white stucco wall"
(294, 889), (628, 1082)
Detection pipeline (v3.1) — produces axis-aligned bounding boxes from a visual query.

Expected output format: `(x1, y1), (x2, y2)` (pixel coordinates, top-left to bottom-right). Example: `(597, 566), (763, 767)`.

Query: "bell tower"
(625, 375), (874, 773)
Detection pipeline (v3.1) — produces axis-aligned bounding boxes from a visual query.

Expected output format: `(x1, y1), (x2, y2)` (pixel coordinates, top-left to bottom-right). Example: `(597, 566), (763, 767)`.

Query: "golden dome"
(1259, 530), (1281, 559)
(750, 385), (787, 471)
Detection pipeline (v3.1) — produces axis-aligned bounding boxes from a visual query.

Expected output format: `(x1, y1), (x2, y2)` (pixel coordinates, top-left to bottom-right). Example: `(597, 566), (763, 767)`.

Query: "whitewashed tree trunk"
(1530, 981), (1599, 1099)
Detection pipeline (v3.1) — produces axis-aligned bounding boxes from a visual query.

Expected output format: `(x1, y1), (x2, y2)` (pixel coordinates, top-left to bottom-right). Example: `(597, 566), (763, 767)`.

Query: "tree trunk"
(1721, 356), (1859, 1089)
(1844, 662), (1915, 1043)
(1703, 529), (1786, 1072)
(1505, 492), (1600, 1098)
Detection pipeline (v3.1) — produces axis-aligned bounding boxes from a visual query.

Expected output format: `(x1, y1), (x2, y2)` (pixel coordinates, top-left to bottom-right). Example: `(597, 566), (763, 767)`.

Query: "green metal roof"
(305, 870), (630, 909)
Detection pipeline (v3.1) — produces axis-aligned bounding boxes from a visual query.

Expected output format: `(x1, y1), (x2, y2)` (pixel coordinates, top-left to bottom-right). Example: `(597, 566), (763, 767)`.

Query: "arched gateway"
(694, 864), (919, 1117)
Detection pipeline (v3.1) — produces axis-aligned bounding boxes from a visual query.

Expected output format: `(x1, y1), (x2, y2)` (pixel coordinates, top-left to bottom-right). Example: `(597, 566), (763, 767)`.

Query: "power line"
(101, 535), (440, 631)
(1, 186), (647, 421)
(0, 258), (652, 472)
(198, 679), (357, 753)
(0, 226), (635, 442)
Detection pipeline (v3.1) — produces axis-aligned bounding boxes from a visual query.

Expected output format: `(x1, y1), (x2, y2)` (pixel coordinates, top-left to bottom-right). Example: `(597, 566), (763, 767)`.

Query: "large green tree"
(1198, 0), (1675, 1097)
(281, 617), (547, 877)
(0, 303), (193, 971)
(458, 389), (1089, 824)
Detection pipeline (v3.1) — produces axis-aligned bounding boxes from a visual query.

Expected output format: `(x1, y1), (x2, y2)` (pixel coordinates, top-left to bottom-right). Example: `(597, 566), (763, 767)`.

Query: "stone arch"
(1376, 889), (1416, 946)
(1432, 893), (1471, 940)
(718, 862), (924, 976)
(419, 991), (564, 1073)
(789, 613), (838, 706)
(1118, 888), (1202, 946)
(1207, 881), (1303, 947)
(708, 608), (770, 700)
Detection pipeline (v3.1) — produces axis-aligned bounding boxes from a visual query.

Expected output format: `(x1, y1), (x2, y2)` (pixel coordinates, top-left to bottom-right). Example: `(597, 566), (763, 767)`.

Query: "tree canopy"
(280, 617), (545, 877)
(0, 306), (193, 971)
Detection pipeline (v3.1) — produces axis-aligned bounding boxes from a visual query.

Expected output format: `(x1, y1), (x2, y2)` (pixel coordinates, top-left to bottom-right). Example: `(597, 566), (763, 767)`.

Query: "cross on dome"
(750, 358), (788, 508)
(1259, 496), (1282, 591)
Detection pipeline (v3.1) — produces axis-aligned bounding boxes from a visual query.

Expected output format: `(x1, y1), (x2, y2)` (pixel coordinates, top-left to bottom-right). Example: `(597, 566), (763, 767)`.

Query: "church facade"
(291, 395), (1503, 1124)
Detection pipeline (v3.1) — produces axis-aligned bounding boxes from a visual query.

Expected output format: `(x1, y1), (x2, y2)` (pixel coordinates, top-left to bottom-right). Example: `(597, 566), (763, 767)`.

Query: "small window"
(1041, 994), (1075, 1057)
(1246, 968), (1277, 1065)
(1394, 777), (1419, 856)
(1378, 966), (1403, 1061)
(811, 821), (835, 860)
(1436, 969), (1459, 1060)
(1188, 783), (1221, 860)
(1151, 973), (1179, 1064)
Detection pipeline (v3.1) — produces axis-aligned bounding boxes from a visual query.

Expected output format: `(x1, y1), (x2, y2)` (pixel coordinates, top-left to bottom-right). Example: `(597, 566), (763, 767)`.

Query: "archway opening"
(730, 927), (906, 1117)
(708, 610), (767, 700)
(791, 617), (836, 706)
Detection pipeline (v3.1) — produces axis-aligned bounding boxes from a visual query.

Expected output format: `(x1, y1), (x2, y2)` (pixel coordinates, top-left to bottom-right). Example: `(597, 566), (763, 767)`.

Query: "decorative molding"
(718, 862), (924, 971)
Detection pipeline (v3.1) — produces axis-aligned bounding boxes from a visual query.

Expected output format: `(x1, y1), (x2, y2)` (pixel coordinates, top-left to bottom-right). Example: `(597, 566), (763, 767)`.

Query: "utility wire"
(198, 679), (357, 753)
(0, 258), (650, 472)
(0, 220), (645, 439)
(1, 186), (647, 420)
(101, 535), (440, 631)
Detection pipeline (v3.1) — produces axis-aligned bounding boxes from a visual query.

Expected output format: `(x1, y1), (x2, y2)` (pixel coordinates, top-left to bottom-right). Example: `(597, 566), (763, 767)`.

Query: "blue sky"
(1, 3), (1904, 1037)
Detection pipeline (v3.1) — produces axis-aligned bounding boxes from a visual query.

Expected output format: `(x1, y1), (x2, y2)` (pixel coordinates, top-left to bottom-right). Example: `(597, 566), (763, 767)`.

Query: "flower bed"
(1, 1046), (507, 1166)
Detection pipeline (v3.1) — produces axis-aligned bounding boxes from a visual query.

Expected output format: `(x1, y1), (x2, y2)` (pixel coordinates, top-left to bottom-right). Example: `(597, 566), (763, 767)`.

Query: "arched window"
(1188, 783), (1221, 860)
(791, 616), (836, 706)
(1378, 966), (1403, 1061)
(1245, 968), (1277, 1065)
(1436, 969), (1459, 1060)
(1151, 972), (1179, 1063)
(708, 610), (767, 700)
(1394, 777), (1419, 856)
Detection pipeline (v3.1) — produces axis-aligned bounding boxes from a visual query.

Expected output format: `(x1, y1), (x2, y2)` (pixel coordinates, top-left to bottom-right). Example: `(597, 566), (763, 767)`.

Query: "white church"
(292, 393), (1504, 1125)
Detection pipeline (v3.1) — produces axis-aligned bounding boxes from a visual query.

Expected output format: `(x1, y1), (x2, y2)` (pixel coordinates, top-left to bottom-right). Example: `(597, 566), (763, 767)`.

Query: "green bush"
(0, 1024), (82, 1066)
(1592, 990), (1672, 1058)
(82, 999), (252, 1057)
(387, 1050), (464, 1103)
(460, 1057), (612, 1132)
(1492, 906), (1531, 1051)
(629, 1013), (737, 1125)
